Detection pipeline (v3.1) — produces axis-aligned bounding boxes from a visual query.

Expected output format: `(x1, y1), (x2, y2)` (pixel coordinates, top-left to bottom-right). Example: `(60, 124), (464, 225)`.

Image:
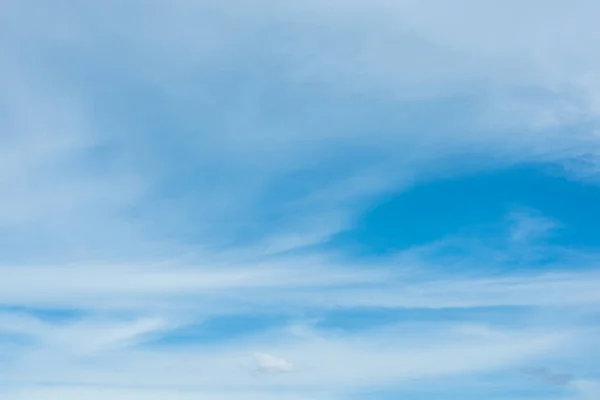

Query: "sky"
(1, 0), (600, 399)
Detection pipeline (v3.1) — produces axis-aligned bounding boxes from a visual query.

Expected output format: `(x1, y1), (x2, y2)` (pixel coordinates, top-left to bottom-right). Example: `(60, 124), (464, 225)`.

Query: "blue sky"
(1, 0), (600, 399)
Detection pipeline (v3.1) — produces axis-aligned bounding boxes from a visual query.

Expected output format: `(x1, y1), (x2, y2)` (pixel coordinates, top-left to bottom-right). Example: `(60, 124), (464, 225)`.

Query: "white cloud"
(0, 252), (600, 312)
(2, 0), (600, 254)
(1, 387), (330, 400)
(1, 0), (600, 398)
(0, 252), (597, 396)
(572, 380), (600, 399)
(253, 352), (295, 373)
(0, 257), (387, 310)
(0, 314), (581, 395)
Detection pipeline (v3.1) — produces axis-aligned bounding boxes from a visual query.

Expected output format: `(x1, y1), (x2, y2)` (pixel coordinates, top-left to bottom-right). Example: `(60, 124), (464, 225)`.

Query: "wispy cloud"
(1, 0), (600, 399)
(253, 352), (295, 373)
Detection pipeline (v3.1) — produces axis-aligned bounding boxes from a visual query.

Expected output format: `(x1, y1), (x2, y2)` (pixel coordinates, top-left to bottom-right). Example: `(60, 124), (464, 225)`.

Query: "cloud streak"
(1, 0), (600, 399)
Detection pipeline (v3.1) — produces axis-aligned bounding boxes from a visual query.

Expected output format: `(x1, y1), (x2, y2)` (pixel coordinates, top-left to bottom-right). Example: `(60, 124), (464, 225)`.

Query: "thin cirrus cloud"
(1, 0), (600, 399)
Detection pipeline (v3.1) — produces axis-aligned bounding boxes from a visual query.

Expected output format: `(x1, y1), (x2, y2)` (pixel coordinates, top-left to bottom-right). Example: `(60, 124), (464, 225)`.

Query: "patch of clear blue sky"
(314, 306), (535, 332)
(332, 164), (600, 256)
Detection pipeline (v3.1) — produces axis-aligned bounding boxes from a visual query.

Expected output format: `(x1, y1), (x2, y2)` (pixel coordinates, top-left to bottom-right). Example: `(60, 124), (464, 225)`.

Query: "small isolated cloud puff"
(253, 352), (295, 373)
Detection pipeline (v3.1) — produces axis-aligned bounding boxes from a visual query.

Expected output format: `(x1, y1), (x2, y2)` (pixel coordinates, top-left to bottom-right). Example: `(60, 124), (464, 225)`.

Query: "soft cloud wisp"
(1, 0), (600, 399)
